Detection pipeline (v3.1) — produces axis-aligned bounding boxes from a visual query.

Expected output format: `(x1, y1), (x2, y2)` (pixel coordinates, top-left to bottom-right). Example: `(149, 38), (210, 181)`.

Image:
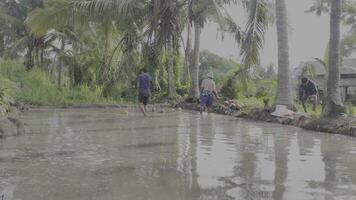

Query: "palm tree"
(0, 0), (43, 69)
(275, 0), (293, 107)
(182, 0), (193, 84)
(76, 0), (178, 98)
(323, 0), (345, 117)
(219, 0), (269, 97)
(189, 19), (202, 99)
(188, 0), (238, 99)
(159, 0), (178, 98)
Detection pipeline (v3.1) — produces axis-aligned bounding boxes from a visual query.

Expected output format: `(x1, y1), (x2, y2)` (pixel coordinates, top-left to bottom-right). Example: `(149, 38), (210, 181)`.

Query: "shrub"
(0, 59), (112, 106)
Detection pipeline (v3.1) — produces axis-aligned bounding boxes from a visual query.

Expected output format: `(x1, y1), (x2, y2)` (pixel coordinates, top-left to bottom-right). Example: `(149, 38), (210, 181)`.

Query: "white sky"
(199, 0), (332, 69)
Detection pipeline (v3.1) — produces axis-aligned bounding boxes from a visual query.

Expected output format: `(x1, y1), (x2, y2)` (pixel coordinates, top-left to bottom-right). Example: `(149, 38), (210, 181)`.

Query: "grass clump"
(0, 60), (113, 106)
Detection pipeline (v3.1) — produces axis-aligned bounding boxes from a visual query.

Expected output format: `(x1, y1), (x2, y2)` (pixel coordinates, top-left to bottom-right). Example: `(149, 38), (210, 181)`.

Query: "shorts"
(200, 91), (214, 108)
(302, 94), (318, 104)
(138, 93), (149, 105)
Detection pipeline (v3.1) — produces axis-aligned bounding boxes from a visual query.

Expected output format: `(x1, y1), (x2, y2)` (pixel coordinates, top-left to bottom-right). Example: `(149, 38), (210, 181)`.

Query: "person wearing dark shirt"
(137, 68), (151, 116)
(299, 77), (318, 112)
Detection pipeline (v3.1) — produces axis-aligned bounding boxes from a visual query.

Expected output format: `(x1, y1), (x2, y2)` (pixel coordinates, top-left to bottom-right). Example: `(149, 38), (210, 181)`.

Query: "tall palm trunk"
(322, 0), (345, 117)
(189, 21), (201, 99)
(182, 0), (193, 83)
(57, 40), (65, 88)
(0, 34), (4, 57)
(275, 0), (292, 106)
(182, 22), (192, 83)
(167, 33), (176, 99)
(25, 42), (35, 70)
(148, 0), (161, 91)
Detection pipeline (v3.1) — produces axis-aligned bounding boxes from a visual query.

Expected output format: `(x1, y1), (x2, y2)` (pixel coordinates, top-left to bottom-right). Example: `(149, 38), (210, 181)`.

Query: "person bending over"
(299, 77), (318, 112)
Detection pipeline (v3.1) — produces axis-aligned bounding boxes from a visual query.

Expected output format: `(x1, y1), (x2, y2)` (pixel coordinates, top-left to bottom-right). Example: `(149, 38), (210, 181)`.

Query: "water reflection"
(0, 110), (356, 200)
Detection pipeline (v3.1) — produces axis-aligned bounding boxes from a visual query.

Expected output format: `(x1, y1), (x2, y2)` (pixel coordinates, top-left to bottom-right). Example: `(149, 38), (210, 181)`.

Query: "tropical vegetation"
(0, 0), (355, 119)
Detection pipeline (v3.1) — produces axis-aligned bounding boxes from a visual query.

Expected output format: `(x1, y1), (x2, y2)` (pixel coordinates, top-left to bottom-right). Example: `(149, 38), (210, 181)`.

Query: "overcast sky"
(199, 0), (332, 69)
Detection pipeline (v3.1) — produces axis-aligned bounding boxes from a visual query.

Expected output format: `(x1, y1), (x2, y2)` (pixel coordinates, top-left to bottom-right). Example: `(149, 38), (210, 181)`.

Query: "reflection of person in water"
(299, 77), (318, 112)
(200, 72), (220, 114)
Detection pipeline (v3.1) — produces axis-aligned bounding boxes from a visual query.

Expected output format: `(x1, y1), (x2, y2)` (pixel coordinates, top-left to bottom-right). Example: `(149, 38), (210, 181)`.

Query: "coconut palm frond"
(73, 0), (146, 22)
(25, 0), (72, 37)
(305, 0), (330, 15)
(239, 0), (269, 75)
(0, 10), (24, 29)
(5, 36), (32, 57)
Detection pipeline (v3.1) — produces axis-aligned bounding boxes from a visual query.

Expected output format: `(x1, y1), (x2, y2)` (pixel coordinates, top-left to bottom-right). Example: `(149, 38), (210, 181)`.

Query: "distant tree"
(0, 0), (43, 69)
(198, 50), (235, 81)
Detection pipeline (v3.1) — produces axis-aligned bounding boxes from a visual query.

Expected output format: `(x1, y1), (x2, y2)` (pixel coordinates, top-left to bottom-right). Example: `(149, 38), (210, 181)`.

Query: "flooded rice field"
(1, 108), (356, 200)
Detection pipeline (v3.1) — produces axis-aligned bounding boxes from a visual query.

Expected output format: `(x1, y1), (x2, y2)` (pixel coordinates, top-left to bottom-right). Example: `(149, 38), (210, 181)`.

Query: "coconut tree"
(308, 0), (347, 117)
(181, 0), (193, 84)
(219, 0), (269, 97)
(155, 0), (179, 98)
(0, 0), (43, 69)
(26, 0), (145, 90)
(323, 0), (345, 117)
(275, 0), (293, 107)
(188, 0), (239, 99)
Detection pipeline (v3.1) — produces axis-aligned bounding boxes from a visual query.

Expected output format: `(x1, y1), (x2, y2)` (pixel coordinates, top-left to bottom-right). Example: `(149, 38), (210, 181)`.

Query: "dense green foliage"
(0, 0), (355, 118)
(0, 60), (113, 105)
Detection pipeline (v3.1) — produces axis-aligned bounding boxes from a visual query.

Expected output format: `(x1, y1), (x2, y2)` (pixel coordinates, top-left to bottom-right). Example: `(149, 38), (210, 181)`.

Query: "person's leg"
(139, 102), (147, 116)
(206, 95), (214, 113)
(138, 94), (147, 116)
(312, 95), (317, 111)
(200, 106), (205, 114)
(143, 96), (149, 113)
(302, 100), (307, 112)
(200, 94), (207, 114)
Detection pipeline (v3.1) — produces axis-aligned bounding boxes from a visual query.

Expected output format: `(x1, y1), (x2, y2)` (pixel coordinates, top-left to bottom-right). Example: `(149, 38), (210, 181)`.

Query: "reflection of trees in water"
(320, 134), (356, 199)
(194, 115), (239, 199)
(269, 127), (290, 200)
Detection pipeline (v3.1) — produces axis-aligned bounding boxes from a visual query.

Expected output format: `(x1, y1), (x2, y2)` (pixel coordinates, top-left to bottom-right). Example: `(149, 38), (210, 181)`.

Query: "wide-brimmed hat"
(207, 72), (214, 79)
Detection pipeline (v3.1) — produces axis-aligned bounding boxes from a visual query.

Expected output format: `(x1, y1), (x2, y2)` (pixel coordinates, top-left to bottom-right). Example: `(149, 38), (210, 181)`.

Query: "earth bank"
(179, 101), (356, 137)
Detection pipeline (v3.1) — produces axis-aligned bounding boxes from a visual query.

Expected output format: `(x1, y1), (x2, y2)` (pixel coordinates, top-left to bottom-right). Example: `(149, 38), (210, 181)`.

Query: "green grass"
(0, 59), (114, 106)
(238, 97), (265, 110)
(295, 102), (322, 116)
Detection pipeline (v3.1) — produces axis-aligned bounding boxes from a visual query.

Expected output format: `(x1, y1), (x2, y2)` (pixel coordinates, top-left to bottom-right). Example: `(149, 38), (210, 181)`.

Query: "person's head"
(301, 77), (308, 84)
(140, 68), (148, 74)
(207, 72), (214, 79)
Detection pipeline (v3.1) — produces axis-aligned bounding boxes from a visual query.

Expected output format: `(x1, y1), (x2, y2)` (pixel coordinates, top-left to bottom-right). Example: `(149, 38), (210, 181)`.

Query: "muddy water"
(1, 109), (356, 200)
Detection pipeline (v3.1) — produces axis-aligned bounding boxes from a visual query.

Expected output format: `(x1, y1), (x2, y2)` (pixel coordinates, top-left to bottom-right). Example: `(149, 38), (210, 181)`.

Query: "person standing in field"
(200, 72), (220, 114)
(137, 68), (151, 116)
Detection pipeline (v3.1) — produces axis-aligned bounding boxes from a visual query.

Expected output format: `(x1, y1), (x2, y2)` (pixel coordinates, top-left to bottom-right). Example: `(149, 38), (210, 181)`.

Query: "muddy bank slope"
(180, 102), (356, 137)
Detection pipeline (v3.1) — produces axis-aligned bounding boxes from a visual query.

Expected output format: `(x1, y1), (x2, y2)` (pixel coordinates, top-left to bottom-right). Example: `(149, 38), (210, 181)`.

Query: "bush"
(0, 87), (14, 116)
(110, 84), (137, 103)
(0, 59), (112, 106)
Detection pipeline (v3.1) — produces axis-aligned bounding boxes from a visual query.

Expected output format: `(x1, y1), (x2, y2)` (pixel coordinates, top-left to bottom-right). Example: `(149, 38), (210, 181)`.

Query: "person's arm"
(312, 82), (318, 95)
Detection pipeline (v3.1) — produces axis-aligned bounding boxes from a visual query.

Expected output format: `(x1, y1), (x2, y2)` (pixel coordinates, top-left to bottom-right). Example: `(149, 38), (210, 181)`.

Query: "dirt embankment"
(0, 104), (27, 138)
(180, 102), (356, 137)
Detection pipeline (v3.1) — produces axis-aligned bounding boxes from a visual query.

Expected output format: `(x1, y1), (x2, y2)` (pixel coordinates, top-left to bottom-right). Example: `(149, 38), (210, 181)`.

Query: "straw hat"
(207, 72), (214, 79)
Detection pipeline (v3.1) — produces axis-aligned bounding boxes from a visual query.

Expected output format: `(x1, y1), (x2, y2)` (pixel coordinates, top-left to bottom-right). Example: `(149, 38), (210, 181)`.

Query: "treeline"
(0, 0), (356, 118)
